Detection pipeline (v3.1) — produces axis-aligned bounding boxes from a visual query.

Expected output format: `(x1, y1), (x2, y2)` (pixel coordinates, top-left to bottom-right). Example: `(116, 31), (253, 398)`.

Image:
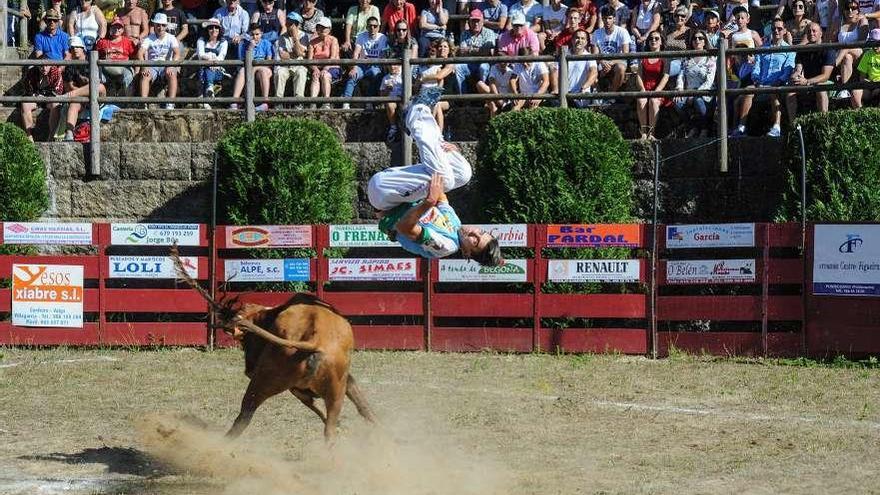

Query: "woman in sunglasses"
(829, 0), (868, 101)
(675, 29), (716, 138)
(386, 19), (418, 59)
(784, 0), (812, 44)
(663, 5), (691, 78)
(635, 29), (670, 140)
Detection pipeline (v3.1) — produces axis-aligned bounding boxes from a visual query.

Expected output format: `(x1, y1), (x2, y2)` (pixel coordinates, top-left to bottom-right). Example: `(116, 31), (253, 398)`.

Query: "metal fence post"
(401, 48), (412, 166)
(717, 39), (728, 173)
(244, 48), (255, 122)
(88, 50), (101, 176)
(558, 47), (569, 109)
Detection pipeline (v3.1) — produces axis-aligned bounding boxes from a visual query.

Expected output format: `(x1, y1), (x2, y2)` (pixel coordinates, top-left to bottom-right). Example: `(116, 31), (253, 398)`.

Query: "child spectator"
(231, 23), (274, 111)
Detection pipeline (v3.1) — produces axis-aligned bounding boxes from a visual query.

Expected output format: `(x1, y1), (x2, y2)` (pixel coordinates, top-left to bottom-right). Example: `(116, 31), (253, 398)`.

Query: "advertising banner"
(464, 224), (529, 247)
(546, 224), (641, 248)
(547, 259), (641, 282)
(814, 225), (880, 296)
(3, 222), (92, 245)
(438, 259), (529, 282)
(666, 259), (756, 284)
(328, 258), (417, 281)
(110, 223), (201, 246)
(329, 225), (397, 247)
(225, 225), (312, 248)
(108, 256), (198, 279)
(224, 259), (311, 282)
(12, 264), (84, 328)
(666, 223), (755, 249)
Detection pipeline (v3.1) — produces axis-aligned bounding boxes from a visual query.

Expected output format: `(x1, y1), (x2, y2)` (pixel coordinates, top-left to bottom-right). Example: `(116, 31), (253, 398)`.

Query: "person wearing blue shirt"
(231, 24), (275, 111)
(730, 17), (796, 138)
(33, 9), (70, 60)
(479, 0), (509, 34)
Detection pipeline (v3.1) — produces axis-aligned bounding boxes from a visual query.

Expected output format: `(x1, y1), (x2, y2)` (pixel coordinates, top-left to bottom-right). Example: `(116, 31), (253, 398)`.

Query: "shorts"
(147, 66), (180, 81)
(323, 67), (341, 81)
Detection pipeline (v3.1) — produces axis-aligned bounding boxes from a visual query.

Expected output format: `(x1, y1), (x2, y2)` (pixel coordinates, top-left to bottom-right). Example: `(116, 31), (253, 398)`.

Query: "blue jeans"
(200, 67), (225, 95)
(343, 65), (383, 98)
(454, 62), (490, 94)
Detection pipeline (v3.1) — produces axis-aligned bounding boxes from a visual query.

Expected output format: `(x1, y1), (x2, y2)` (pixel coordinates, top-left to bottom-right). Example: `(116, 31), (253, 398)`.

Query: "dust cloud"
(135, 412), (513, 495)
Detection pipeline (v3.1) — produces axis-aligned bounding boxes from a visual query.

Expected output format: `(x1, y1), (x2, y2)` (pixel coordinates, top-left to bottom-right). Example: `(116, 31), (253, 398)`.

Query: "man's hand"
(425, 172), (444, 206)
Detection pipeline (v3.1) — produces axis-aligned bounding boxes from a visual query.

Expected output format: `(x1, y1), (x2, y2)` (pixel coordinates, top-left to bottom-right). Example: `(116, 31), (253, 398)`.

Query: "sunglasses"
(793, 3), (804, 8)
(368, 23), (379, 28)
(396, 27), (407, 31)
(648, 36), (661, 41)
(693, 36), (706, 40)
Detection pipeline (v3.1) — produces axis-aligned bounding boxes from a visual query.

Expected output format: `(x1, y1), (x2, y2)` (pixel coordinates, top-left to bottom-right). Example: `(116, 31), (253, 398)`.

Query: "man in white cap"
(498, 12), (539, 55)
(137, 12), (181, 109)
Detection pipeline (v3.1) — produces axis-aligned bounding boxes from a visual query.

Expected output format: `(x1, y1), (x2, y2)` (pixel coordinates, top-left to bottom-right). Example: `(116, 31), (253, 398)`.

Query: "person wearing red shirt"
(96, 18), (137, 93)
(382, 0), (417, 37)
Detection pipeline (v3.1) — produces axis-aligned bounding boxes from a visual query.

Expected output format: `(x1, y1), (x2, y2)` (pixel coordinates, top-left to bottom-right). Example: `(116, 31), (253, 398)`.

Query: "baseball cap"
(286, 11), (303, 23)
(151, 12), (168, 25)
(110, 17), (124, 27)
(44, 9), (61, 20)
(316, 16), (331, 28)
(510, 12), (527, 26)
(469, 8), (483, 20)
(69, 36), (85, 49)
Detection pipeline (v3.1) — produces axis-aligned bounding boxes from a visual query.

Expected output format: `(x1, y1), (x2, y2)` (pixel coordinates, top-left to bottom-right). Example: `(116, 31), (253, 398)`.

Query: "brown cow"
(170, 247), (377, 443)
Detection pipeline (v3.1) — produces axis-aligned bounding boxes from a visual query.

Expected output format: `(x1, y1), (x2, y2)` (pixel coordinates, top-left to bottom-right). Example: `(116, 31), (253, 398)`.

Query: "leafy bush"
(0, 123), (49, 222)
(776, 109), (880, 222)
(216, 117), (356, 225)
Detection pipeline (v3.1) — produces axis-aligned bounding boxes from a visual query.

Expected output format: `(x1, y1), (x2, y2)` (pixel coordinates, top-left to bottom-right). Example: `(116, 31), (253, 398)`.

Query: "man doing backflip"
(367, 88), (504, 267)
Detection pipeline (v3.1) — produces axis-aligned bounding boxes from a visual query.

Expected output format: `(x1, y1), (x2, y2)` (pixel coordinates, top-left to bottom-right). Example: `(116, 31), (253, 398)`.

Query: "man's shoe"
(255, 103), (269, 112)
(163, 103), (175, 110)
(729, 125), (746, 137)
(835, 89), (851, 100)
(767, 126), (781, 138)
(341, 102), (350, 109)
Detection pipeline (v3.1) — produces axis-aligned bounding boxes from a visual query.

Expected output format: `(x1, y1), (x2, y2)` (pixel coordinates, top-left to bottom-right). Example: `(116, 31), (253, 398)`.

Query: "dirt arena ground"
(0, 347), (878, 495)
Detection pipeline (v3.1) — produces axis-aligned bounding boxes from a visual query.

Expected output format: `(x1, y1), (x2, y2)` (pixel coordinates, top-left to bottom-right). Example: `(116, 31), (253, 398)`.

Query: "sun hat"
(510, 13), (527, 26)
(286, 11), (303, 23)
(316, 16), (331, 28)
(151, 12), (168, 25)
(69, 36), (85, 49)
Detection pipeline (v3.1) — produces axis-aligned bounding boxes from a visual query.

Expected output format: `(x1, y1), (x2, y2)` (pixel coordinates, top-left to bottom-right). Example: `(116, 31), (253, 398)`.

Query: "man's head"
(570, 28), (589, 52)
(286, 11), (302, 32)
(565, 8), (581, 30)
(770, 17), (786, 43)
(261, 0), (275, 12)
(151, 12), (168, 34)
(600, 6), (615, 30)
(366, 16), (380, 36)
(510, 12), (527, 34)
(704, 9), (719, 31)
(109, 18), (124, 39)
(458, 226), (503, 266)
(359, 0), (371, 7)
(44, 9), (61, 32)
(806, 21), (822, 44)
(468, 9), (483, 33)
(393, 0), (406, 9)
(125, 0), (137, 9)
(227, 0), (240, 12)
(162, 0), (173, 8)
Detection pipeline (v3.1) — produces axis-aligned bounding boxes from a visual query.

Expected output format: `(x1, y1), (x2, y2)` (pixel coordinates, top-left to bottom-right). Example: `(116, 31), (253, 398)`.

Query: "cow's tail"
(346, 375), (378, 423)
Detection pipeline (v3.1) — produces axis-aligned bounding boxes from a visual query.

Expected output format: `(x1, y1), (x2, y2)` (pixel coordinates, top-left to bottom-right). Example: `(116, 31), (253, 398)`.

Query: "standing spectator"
(508, 0), (543, 31)
(635, 29), (669, 139)
(156, 0), (189, 45)
(853, 28), (880, 107)
(275, 12), (308, 107)
(213, 0), (250, 57)
(704, 8), (722, 46)
(675, 29), (716, 137)
(96, 18), (137, 95)
(343, 0), (381, 54)
(570, 0), (599, 33)
(593, 5), (631, 93)
(251, 0), (284, 43)
(308, 16), (340, 108)
(480, 0), (508, 34)
(297, 0), (323, 36)
(567, 28), (599, 108)
(631, 0), (661, 51)
(137, 13), (181, 109)
(785, 0), (811, 44)
(386, 19), (419, 59)
(456, 9), (497, 94)
(115, 0), (149, 46)
(66, 0), (106, 50)
(417, 37), (455, 134)
(498, 12), (540, 55)
(342, 17), (388, 107)
(512, 46), (549, 109)
(731, 18), (795, 137)
(231, 23), (274, 110)
(382, 0), (417, 36)
(21, 9), (68, 142)
(196, 18), (228, 107)
(419, 0), (449, 56)
(540, 0), (568, 52)
(62, 36), (106, 141)
(381, 63), (404, 142)
(485, 56), (519, 116)
(830, 1), (868, 101)
(786, 22), (835, 123)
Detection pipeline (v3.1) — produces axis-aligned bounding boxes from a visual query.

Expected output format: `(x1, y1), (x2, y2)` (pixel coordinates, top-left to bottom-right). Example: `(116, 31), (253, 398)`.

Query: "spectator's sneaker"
(835, 89), (851, 100)
(163, 103), (175, 110)
(202, 103), (212, 109)
(63, 130), (74, 142)
(255, 103), (269, 112)
(386, 124), (400, 144)
(767, 126), (781, 138)
(341, 102), (350, 109)
(229, 103), (239, 110)
(729, 125), (746, 137)
(206, 87), (215, 98)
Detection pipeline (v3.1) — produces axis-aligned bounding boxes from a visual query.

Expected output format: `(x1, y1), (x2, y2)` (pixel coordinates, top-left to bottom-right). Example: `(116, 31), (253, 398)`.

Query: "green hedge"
(216, 117), (356, 225)
(0, 123), (49, 222)
(777, 109), (880, 222)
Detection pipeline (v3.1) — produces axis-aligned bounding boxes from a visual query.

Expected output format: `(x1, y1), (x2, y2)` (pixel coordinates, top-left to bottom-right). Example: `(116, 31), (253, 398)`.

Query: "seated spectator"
(784, 0), (811, 44)
(704, 8), (722, 47)
(675, 29), (716, 137)
(635, 29), (669, 139)
(830, 1), (868, 102)
(540, 0), (568, 53)
(62, 36), (106, 141)
(731, 18), (795, 137)
(513, 47), (549, 109)
(297, 0), (323, 37)
(593, 5), (631, 93)
(631, 0), (661, 51)
(342, 16), (388, 108)
(419, 0), (448, 56)
(137, 13), (181, 109)
(785, 22), (835, 123)
(66, 0), (106, 50)
(157, 0), (189, 46)
(508, 0), (543, 32)
(486, 57), (519, 116)
(570, 0), (599, 33)
(213, 0), (250, 57)
(343, 0), (381, 54)
(275, 12), (308, 108)
(251, 0), (284, 43)
(455, 9), (497, 94)
(480, 0), (509, 34)
(230, 23), (274, 111)
(386, 19), (418, 59)
(499, 13), (540, 55)
(722, 6), (763, 48)
(554, 8), (583, 53)
(20, 9), (68, 142)
(196, 18), (228, 107)
(382, 0), (417, 37)
(96, 18), (137, 95)
(663, 5), (691, 78)
(381, 63), (404, 142)
(416, 37), (455, 135)
(853, 28), (880, 107)
(567, 28), (599, 108)
(308, 16), (340, 108)
(114, 0), (149, 46)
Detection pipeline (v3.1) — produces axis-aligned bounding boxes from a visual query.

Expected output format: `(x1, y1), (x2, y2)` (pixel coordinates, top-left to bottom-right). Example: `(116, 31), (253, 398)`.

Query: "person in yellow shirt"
(853, 28), (880, 108)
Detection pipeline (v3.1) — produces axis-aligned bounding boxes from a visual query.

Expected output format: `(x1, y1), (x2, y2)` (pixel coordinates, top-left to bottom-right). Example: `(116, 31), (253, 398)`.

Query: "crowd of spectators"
(10, 0), (880, 142)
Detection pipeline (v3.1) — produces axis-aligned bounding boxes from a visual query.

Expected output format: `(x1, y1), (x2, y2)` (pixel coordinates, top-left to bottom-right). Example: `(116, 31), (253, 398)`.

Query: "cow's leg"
(345, 375), (377, 424)
(322, 386), (346, 444)
(290, 388), (327, 424)
(226, 378), (288, 439)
